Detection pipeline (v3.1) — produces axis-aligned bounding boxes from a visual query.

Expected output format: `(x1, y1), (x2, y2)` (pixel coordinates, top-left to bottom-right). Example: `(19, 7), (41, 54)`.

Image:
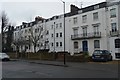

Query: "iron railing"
(71, 32), (101, 40)
(110, 30), (119, 37)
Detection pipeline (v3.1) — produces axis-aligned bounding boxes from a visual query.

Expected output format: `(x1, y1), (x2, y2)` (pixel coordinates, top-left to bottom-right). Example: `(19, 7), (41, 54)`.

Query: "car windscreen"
(93, 50), (103, 54)
(0, 53), (8, 56)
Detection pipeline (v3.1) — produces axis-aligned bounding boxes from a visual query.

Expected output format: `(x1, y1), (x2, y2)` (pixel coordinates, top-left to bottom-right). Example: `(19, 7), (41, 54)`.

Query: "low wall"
(7, 52), (18, 59)
(6, 52), (92, 62)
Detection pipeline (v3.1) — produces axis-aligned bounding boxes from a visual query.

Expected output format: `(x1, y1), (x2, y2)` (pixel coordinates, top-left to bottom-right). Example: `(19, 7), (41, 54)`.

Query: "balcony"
(110, 30), (119, 37)
(71, 32), (101, 40)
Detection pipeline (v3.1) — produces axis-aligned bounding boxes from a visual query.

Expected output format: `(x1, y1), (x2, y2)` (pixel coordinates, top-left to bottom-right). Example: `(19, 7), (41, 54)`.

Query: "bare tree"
(30, 24), (45, 53)
(0, 11), (9, 33)
(13, 16), (46, 53)
(0, 11), (14, 52)
(13, 29), (29, 53)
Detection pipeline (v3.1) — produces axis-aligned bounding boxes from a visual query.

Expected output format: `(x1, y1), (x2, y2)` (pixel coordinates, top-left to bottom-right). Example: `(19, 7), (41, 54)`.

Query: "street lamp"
(53, 22), (56, 54)
(61, 0), (66, 65)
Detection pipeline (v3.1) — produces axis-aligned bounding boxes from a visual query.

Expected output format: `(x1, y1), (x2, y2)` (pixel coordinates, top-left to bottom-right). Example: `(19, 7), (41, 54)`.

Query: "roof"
(15, 2), (107, 31)
(65, 2), (107, 17)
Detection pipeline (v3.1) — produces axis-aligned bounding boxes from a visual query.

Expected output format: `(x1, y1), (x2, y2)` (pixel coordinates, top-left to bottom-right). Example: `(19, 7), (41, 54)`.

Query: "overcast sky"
(0, 0), (106, 27)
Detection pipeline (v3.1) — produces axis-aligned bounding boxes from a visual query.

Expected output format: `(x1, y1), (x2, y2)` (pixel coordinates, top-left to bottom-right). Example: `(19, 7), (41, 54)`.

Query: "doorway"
(82, 41), (88, 52)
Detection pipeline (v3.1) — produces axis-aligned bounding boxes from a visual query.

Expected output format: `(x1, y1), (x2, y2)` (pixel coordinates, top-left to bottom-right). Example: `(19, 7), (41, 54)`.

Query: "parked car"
(0, 52), (10, 61)
(92, 50), (112, 62)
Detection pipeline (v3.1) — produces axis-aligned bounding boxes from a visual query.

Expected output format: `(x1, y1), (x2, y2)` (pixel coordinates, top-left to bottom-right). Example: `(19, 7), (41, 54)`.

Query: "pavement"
(11, 59), (69, 67)
(10, 59), (119, 67)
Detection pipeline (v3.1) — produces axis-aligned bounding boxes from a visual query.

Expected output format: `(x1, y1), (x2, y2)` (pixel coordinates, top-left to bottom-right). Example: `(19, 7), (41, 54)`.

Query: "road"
(0, 62), (2, 80)
(2, 60), (119, 78)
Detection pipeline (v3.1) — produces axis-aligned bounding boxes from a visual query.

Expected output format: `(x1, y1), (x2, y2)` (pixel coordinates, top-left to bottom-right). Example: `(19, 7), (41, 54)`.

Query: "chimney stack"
(70, 4), (80, 13)
(35, 16), (45, 22)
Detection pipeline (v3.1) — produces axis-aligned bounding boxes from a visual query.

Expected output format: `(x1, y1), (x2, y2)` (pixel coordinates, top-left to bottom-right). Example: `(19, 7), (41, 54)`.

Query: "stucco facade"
(13, 0), (120, 60)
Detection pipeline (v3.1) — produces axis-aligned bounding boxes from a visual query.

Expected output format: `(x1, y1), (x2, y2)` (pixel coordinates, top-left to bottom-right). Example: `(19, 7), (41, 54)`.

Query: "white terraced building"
(13, 0), (120, 60)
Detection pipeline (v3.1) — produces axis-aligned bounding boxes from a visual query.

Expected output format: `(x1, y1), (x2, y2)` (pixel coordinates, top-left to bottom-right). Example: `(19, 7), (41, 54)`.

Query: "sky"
(0, 0), (106, 28)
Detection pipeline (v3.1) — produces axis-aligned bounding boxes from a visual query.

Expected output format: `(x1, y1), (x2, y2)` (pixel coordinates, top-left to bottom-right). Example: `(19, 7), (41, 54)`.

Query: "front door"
(82, 41), (88, 52)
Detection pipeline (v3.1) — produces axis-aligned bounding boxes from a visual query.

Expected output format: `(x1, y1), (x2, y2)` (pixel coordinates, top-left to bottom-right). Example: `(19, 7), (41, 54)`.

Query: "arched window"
(115, 39), (120, 48)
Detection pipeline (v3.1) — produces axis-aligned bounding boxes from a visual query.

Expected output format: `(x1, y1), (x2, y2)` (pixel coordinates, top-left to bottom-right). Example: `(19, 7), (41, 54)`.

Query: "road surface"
(2, 60), (119, 78)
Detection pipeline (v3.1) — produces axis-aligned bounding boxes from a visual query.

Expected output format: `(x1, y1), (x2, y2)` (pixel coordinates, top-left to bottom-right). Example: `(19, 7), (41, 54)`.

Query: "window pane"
(94, 40), (100, 48)
(56, 33), (58, 37)
(51, 43), (53, 47)
(93, 25), (99, 35)
(94, 5), (99, 9)
(60, 23), (62, 28)
(56, 24), (58, 28)
(83, 27), (87, 36)
(111, 23), (117, 32)
(110, 8), (116, 18)
(56, 42), (59, 47)
(60, 42), (62, 47)
(51, 34), (53, 37)
(115, 39), (120, 48)
(51, 25), (53, 29)
(115, 53), (120, 58)
(46, 30), (49, 35)
(74, 42), (78, 49)
(82, 15), (87, 23)
(93, 12), (98, 20)
(73, 17), (77, 24)
(73, 29), (78, 35)
(60, 33), (62, 37)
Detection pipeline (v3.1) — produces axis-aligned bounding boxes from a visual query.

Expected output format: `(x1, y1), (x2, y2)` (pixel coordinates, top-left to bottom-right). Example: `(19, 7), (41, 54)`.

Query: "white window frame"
(111, 23), (117, 32)
(74, 41), (78, 49)
(110, 8), (116, 18)
(94, 40), (100, 48)
(93, 12), (98, 20)
(73, 17), (78, 24)
(82, 15), (87, 23)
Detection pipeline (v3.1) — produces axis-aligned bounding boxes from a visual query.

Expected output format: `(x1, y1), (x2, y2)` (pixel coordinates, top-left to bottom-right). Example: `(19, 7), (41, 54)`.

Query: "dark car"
(92, 50), (112, 62)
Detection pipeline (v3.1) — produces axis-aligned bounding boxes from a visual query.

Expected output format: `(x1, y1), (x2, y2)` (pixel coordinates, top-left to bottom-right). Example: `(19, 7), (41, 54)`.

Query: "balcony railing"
(71, 32), (101, 40)
(110, 30), (119, 37)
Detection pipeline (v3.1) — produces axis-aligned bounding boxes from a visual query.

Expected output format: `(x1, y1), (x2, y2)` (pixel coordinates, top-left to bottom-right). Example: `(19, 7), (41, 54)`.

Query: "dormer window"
(56, 16), (59, 19)
(26, 24), (27, 27)
(94, 5), (99, 10)
(21, 25), (23, 29)
(30, 23), (32, 26)
(78, 10), (82, 14)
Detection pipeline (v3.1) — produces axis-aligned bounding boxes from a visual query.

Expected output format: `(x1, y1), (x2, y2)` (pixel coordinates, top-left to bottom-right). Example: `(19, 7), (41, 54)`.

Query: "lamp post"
(53, 22), (56, 55)
(61, 0), (66, 65)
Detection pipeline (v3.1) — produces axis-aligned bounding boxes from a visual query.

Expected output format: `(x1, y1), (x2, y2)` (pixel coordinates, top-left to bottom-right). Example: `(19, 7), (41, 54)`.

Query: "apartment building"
(67, 0), (120, 60)
(66, 2), (108, 55)
(13, 17), (47, 53)
(107, 0), (120, 60)
(13, 0), (120, 60)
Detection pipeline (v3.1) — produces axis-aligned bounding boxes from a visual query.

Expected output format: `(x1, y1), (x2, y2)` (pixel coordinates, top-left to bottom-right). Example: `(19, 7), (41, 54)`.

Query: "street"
(2, 60), (119, 78)
(0, 62), (2, 80)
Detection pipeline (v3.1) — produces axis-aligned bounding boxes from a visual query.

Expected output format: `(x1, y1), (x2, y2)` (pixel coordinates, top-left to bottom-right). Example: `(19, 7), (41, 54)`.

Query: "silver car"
(0, 52), (10, 61)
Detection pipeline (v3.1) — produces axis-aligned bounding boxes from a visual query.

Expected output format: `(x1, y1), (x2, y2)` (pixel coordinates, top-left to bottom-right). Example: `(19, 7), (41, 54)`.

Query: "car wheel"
(104, 58), (108, 62)
(2, 58), (10, 61)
